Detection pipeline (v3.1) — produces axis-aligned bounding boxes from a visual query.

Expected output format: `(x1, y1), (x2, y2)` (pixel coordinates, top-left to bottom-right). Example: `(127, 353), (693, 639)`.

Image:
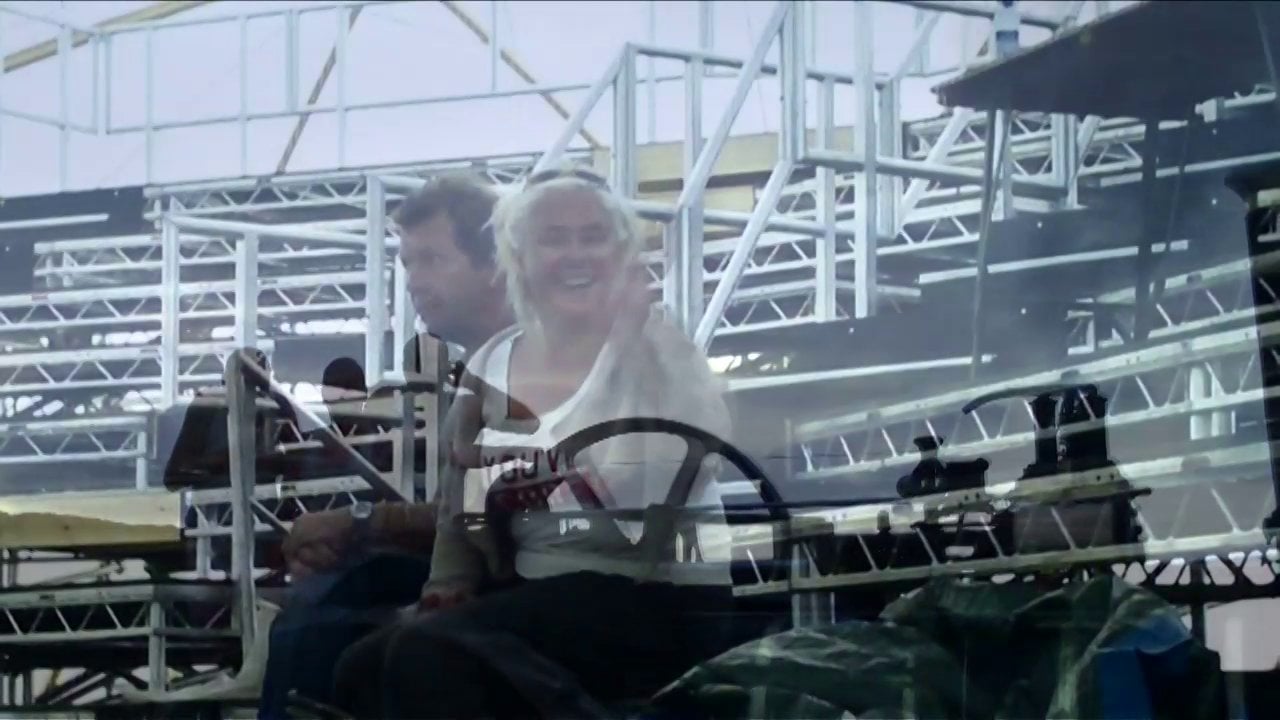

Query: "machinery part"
(896, 435), (990, 498)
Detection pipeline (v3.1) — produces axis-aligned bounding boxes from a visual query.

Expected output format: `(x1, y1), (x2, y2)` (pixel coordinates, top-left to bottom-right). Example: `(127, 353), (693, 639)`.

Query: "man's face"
(399, 212), (497, 344)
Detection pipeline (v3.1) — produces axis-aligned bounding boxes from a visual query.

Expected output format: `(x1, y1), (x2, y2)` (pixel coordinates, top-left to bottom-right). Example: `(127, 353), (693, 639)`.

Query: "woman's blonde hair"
(490, 163), (645, 332)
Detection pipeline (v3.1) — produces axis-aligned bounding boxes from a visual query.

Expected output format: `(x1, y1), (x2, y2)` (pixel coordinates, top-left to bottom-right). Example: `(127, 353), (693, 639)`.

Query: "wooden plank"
(0, 490), (180, 550)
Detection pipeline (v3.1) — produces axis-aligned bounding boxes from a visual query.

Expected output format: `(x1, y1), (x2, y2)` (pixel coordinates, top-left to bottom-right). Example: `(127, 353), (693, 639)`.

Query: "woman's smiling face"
(521, 185), (626, 329)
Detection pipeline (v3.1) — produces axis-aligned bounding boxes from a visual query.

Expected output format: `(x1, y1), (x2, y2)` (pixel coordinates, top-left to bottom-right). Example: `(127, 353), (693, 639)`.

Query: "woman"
(334, 166), (735, 719)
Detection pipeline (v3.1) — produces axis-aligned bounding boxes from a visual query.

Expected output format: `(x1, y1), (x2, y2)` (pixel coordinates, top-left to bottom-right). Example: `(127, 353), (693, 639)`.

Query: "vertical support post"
(1134, 117), (1160, 342)
(135, 431), (148, 490)
(144, 28), (155, 184)
(490, 1), (500, 92)
(646, 0), (657, 145)
(853, 1), (878, 318)
(664, 3), (715, 331)
(90, 32), (100, 135)
(780, 0), (807, 164)
(969, 108), (1005, 378)
(805, 0), (818, 66)
(225, 351), (258, 660)
(102, 33), (111, 137)
(699, 0), (715, 51)
(815, 78), (837, 321)
(238, 14), (249, 177)
(160, 209), (180, 408)
(612, 46), (638, 198)
(1052, 112), (1079, 208)
(196, 534), (212, 578)
(426, 335), (450, 502)
(396, 383), (416, 501)
(994, 110), (1016, 219)
(671, 35), (708, 333)
(58, 23), (70, 191)
(366, 175), (388, 389)
(1190, 364), (1211, 440)
(285, 9), (299, 113)
(394, 255), (413, 376)
(234, 236), (259, 349)
(877, 79), (902, 238)
(147, 601), (167, 691)
(336, 5), (348, 168)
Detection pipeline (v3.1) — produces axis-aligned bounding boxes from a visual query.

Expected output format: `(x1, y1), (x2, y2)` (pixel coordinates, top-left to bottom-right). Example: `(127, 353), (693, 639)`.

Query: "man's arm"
(282, 501), (437, 578)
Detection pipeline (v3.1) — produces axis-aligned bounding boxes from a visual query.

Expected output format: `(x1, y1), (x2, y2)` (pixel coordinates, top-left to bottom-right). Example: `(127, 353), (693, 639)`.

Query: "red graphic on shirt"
(484, 448), (611, 512)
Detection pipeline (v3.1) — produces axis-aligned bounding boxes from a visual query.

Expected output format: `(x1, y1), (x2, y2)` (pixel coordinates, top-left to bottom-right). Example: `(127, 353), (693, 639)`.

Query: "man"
(261, 175), (514, 718)
(282, 175), (514, 578)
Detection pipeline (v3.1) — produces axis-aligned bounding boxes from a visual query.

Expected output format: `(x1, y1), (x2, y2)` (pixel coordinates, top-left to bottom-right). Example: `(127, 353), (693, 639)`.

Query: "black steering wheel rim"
(547, 416), (793, 583)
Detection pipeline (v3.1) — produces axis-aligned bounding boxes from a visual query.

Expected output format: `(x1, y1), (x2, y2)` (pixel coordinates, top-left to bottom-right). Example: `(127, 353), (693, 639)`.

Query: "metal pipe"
(234, 236), (259, 348)
(878, 79), (902, 239)
(58, 24), (70, 190)
(225, 352), (258, 661)
(1133, 117), (1160, 342)
(853, 0), (878, 318)
(160, 211), (180, 407)
(694, 160), (796, 351)
(490, 0), (500, 92)
(285, 9), (299, 113)
(646, 0), (657, 144)
(394, 255), (413, 375)
(167, 214), (367, 247)
(144, 28), (154, 184)
(816, 77), (837, 321)
(612, 46), (637, 197)
(672, 28), (708, 333)
(366, 175), (388, 388)
(135, 432), (149, 490)
(803, 146), (1064, 195)
(969, 108), (1008, 378)
(780, 0), (807, 164)
(336, 5), (349, 168)
(238, 14), (248, 176)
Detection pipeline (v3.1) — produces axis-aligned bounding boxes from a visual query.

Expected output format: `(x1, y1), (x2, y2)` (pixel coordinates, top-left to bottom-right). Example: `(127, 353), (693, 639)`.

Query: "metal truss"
(795, 319), (1280, 482)
(0, 341), (271, 420)
(0, 416), (146, 467)
(0, 583), (232, 646)
(733, 439), (1276, 599)
(0, 582), (238, 702)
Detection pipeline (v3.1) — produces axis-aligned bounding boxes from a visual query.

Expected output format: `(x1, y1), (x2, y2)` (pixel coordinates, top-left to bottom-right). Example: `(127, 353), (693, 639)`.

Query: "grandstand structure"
(1, 0), (1279, 712)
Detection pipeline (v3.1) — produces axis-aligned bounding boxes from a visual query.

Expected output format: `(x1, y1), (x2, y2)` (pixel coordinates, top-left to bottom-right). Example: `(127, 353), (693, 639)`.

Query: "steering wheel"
(475, 416), (794, 584)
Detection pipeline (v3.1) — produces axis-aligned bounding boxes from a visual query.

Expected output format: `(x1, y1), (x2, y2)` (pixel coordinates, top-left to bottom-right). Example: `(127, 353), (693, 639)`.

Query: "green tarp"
(653, 577), (1224, 719)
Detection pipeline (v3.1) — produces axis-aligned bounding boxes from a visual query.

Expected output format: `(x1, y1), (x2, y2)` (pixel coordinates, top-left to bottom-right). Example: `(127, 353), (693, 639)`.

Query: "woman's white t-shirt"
(459, 332), (731, 586)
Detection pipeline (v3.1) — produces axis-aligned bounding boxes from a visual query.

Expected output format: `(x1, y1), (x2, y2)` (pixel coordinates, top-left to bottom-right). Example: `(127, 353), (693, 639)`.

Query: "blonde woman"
(334, 166), (736, 718)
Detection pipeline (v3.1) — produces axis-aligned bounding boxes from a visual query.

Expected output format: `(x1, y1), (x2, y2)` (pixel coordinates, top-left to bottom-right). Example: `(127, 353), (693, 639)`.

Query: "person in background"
(333, 165), (735, 718)
(260, 175), (514, 718)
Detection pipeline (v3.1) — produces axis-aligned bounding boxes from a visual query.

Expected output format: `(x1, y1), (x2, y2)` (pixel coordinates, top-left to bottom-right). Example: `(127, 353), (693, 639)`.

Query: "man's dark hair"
(392, 175), (499, 267)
